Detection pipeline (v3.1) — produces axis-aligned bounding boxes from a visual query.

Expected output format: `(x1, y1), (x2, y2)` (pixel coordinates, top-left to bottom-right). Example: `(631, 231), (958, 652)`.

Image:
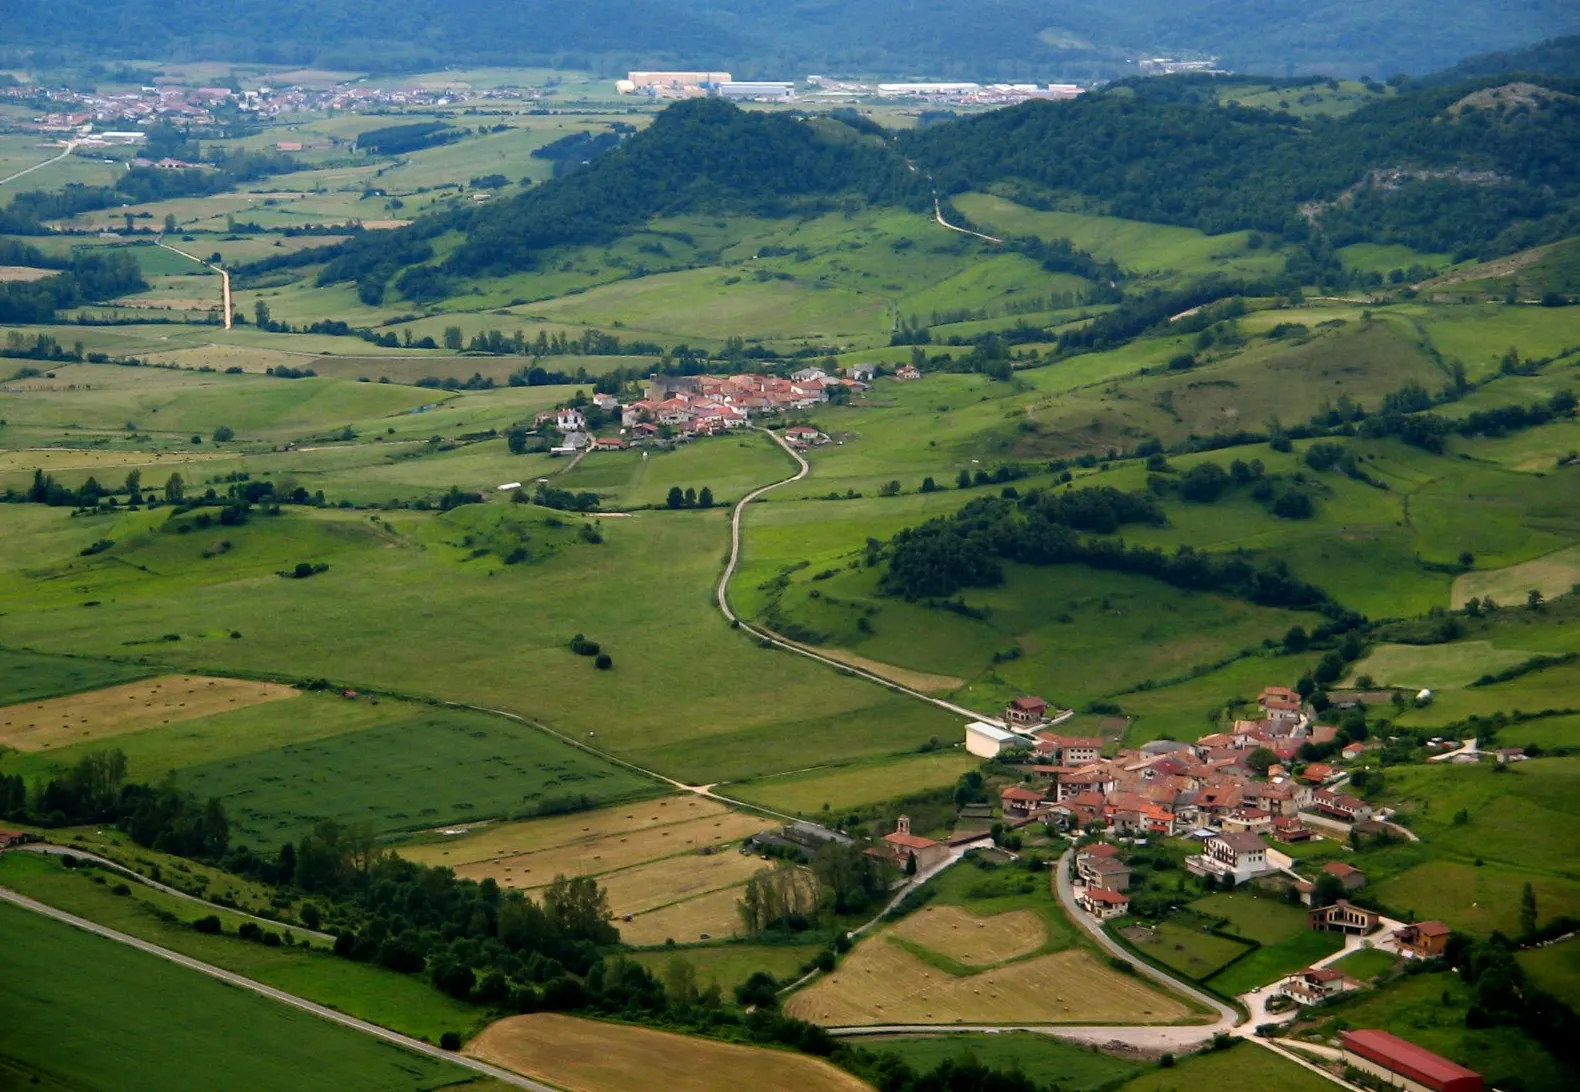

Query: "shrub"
(439, 1032), (462, 1051)
(193, 915), (223, 934)
(594, 653), (613, 670)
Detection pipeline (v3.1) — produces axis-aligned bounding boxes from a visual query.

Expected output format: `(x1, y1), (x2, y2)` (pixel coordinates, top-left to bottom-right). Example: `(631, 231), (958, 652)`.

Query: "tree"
(905, 851), (918, 876)
(1283, 625), (1309, 653)
(542, 874), (617, 944)
(213, 425), (235, 442)
(666, 486), (685, 509)
(443, 326), (463, 350)
(439, 1032), (462, 1051)
(1459, 551), (1475, 569)
(1527, 589), (1545, 610)
(124, 468), (142, 505)
(697, 486), (713, 509)
(1245, 747), (1277, 774)
(734, 971), (778, 1010)
(684, 487), (696, 507)
(663, 956), (697, 1006)
(594, 653), (612, 670)
(1313, 872), (1347, 907)
(164, 472), (185, 503)
(1520, 882), (1538, 936)
(254, 301), (270, 330)
(163, 213), (177, 234)
(956, 468), (971, 489)
(920, 476), (938, 492)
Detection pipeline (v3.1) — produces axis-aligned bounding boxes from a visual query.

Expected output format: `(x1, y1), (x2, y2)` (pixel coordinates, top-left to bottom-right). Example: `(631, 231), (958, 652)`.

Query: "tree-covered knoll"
(902, 74), (1580, 258)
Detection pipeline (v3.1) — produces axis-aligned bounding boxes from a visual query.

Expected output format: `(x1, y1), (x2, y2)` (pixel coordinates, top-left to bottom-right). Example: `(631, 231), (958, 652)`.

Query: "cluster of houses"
(529, 367), (875, 453)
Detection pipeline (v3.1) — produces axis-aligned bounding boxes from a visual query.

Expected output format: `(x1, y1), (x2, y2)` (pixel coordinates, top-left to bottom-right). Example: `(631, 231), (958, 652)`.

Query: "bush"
(193, 915), (222, 934)
(594, 653), (613, 670)
(439, 1032), (462, 1051)
(569, 634), (600, 656)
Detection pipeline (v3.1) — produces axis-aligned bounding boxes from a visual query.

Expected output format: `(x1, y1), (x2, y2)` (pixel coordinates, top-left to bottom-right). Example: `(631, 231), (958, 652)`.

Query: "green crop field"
(1120, 918), (1252, 981)
(0, 853), (479, 1042)
(627, 944), (822, 996)
(1204, 931), (1344, 997)
(865, 1032), (1141, 1090)
(0, 647), (154, 705)
(726, 751), (980, 816)
(1519, 939), (1580, 1010)
(1329, 946), (1400, 983)
(0, 900), (475, 1092)
(1116, 1040), (1338, 1092)
(1187, 892), (1308, 947)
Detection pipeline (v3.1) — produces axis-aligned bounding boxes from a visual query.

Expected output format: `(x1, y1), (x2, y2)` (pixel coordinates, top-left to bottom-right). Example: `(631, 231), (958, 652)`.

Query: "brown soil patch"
(890, 905), (1045, 966)
(399, 795), (732, 867)
(467, 1013), (872, 1092)
(807, 646), (965, 693)
(0, 675), (299, 751)
(617, 883), (752, 946)
(785, 945), (1192, 1027)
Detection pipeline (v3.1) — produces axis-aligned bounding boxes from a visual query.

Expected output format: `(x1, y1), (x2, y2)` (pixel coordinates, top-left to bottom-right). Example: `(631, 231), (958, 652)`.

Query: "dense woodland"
(3, 1), (1576, 79)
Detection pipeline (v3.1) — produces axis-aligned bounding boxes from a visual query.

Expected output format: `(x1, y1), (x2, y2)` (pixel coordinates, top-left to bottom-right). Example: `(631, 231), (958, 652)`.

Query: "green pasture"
(725, 751), (980, 816)
(1304, 971), (1569, 1092)
(868, 1032), (1141, 1091)
(0, 647), (152, 706)
(1188, 891), (1307, 946)
(1121, 918), (1251, 981)
(0, 852), (478, 1043)
(1370, 859), (1580, 936)
(0, 900), (474, 1092)
(1347, 641), (1537, 690)
(1205, 931), (1344, 997)
(1329, 946), (1400, 983)
(1116, 1040), (1338, 1092)
(950, 194), (1284, 282)
(1519, 939), (1580, 1010)
(0, 501), (962, 787)
(627, 944), (822, 995)
(1219, 80), (1397, 118)
(177, 705), (659, 847)
(556, 431), (795, 509)
(1114, 653), (1316, 745)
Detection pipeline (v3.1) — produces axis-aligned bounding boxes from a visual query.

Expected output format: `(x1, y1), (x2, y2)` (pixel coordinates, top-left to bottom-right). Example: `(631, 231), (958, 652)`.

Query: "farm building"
(965, 721), (1026, 759)
(1339, 1029), (1482, 1092)
(880, 816), (948, 873)
(1394, 920), (1451, 959)
(0, 829), (36, 848)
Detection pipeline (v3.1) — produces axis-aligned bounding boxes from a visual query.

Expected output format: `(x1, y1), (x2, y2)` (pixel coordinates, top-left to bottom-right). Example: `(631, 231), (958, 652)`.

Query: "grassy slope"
(0, 899), (473, 1092)
(865, 1032), (1141, 1090)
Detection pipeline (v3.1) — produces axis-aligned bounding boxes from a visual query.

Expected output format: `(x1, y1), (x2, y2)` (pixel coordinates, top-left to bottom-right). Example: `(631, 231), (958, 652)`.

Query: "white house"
(556, 408), (587, 432)
(966, 722), (1026, 759)
(791, 367), (827, 383)
(1187, 831), (1271, 885)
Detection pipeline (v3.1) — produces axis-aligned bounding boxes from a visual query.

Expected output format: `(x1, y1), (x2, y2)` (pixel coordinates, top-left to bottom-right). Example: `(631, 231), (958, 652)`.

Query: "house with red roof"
(999, 785), (1046, 817)
(1394, 920), (1452, 959)
(881, 816), (948, 872)
(1280, 966), (1357, 1003)
(1339, 1029), (1482, 1092)
(1004, 695), (1049, 728)
(1076, 887), (1130, 921)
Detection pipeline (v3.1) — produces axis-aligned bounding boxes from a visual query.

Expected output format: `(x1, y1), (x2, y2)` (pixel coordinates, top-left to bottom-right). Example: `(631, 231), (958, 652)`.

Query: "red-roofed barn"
(1340, 1029), (1482, 1092)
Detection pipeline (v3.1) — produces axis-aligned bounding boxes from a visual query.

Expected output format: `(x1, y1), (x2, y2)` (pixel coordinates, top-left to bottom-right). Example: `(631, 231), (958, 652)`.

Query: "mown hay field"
(618, 885), (755, 947)
(594, 849), (766, 918)
(399, 795), (732, 867)
(0, 674), (298, 751)
(466, 1013), (873, 1092)
(786, 946), (1193, 1027)
(889, 905), (1045, 967)
(1453, 544), (1580, 609)
(444, 812), (773, 888)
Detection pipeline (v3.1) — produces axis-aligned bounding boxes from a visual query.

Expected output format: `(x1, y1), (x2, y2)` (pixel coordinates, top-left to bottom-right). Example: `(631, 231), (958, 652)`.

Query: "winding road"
(716, 427), (1001, 724)
(0, 887), (558, 1092)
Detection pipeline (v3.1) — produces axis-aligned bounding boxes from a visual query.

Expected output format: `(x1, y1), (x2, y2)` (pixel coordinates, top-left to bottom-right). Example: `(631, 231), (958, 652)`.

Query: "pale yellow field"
(890, 905), (1045, 966)
(0, 449), (224, 474)
(0, 675), (299, 751)
(450, 812), (774, 887)
(785, 946), (1193, 1027)
(467, 1013), (873, 1092)
(1453, 544), (1580, 608)
(594, 849), (767, 917)
(616, 883), (755, 946)
(400, 794), (729, 866)
(806, 646), (965, 693)
(0, 266), (55, 282)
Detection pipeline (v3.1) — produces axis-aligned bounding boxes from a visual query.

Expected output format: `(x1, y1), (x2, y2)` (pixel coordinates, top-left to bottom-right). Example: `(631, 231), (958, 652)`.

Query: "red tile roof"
(1082, 887), (1129, 905)
(1340, 1030), (1482, 1092)
(884, 831), (938, 850)
(1009, 695), (1048, 712)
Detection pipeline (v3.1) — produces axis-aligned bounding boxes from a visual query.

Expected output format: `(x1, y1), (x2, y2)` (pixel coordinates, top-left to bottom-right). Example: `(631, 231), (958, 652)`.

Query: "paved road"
(932, 195), (1003, 244)
(1051, 847), (1238, 1033)
(16, 843), (334, 943)
(156, 237), (232, 329)
(830, 1023), (1233, 1051)
(0, 141), (77, 187)
(0, 887), (558, 1091)
(716, 427), (1000, 725)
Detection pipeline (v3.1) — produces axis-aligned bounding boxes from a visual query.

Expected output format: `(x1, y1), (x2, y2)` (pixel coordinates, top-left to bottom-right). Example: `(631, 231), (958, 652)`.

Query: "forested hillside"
(289, 74), (1580, 304)
(5, 0), (1579, 79)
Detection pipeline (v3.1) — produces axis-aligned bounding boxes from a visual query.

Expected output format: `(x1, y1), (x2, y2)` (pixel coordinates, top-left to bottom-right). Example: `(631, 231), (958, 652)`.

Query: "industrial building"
(1339, 1029), (1483, 1092)
(718, 81), (795, 102)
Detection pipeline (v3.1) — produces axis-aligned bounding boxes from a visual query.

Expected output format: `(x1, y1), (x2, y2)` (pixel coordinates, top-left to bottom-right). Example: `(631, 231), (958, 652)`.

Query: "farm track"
(14, 843), (335, 943)
(716, 427), (1001, 725)
(155, 236), (232, 329)
(0, 141), (77, 187)
(0, 886), (560, 1091)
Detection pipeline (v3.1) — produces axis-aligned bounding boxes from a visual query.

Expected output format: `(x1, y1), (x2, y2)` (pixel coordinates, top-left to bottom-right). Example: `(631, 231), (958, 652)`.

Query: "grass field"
(1204, 931), (1344, 997)
(466, 1013), (873, 1092)
(864, 1033), (1140, 1090)
(726, 752), (980, 816)
(1302, 971), (1569, 1092)
(0, 900), (475, 1092)
(1116, 1040), (1342, 1092)
(0, 852), (478, 1042)
(1120, 920), (1252, 981)
(617, 882), (756, 946)
(1188, 892), (1308, 947)
(1346, 641), (1537, 690)
(1453, 544), (1580, 608)
(1518, 939), (1580, 1010)
(0, 647), (153, 705)
(627, 944), (822, 996)
(0, 673), (298, 752)
(1329, 946), (1400, 983)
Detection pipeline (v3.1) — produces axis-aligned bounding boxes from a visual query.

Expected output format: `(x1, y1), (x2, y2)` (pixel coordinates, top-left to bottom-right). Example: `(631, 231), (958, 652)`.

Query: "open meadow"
(0, 899), (476, 1092)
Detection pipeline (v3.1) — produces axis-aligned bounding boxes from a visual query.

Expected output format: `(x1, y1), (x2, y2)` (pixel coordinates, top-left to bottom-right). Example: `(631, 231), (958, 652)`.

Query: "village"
(522, 362), (913, 454)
